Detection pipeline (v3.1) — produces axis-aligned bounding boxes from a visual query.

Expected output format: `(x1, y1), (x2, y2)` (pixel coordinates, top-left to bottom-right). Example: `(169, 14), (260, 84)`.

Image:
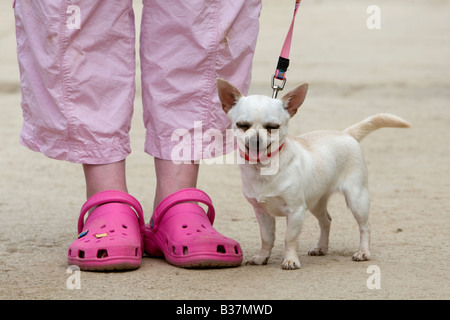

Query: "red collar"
(240, 143), (284, 163)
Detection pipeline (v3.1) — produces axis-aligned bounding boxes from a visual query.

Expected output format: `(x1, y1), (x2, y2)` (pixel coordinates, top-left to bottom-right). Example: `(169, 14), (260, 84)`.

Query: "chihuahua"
(217, 79), (410, 270)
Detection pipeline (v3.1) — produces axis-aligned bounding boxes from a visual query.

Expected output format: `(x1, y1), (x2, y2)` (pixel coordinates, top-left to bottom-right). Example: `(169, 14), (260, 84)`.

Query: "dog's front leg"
(246, 205), (275, 265)
(282, 207), (306, 270)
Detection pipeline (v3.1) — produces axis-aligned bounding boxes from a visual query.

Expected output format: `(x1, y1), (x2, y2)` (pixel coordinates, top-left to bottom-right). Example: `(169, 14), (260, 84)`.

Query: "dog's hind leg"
(308, 196), (332, 256)
(343, 184), (371, 261)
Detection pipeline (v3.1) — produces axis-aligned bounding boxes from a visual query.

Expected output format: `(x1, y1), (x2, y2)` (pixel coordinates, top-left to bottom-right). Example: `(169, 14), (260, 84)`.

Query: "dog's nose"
(248, 134), (262, 151)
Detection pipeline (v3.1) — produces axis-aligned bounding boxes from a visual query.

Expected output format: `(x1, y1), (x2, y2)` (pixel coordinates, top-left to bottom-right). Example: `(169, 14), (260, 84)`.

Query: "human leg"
(140, 0), (262, 268)
(153, 158), (199, 210)
(83, 160), (128, 199)
(14, 0), (144, 270)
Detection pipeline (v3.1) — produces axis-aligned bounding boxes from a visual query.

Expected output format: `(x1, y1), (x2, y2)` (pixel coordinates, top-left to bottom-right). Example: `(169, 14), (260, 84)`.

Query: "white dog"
(217, 79), (410, 270)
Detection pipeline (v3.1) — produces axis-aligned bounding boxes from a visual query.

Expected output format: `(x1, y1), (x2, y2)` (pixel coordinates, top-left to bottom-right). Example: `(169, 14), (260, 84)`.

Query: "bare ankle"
(83, 160), (128, 198)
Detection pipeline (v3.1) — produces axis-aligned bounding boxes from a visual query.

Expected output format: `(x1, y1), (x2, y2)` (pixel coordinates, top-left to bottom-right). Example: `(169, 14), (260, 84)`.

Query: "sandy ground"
(0, 0), (449, 300)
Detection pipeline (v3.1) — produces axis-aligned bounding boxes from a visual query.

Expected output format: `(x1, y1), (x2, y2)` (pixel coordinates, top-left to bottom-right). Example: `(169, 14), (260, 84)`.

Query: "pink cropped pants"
(14, 0), (261, 164)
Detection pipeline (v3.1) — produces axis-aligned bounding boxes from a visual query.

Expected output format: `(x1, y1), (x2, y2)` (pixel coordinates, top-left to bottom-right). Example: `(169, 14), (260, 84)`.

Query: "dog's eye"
(264, 123), (280, 133)
(236, 122), (251, 132)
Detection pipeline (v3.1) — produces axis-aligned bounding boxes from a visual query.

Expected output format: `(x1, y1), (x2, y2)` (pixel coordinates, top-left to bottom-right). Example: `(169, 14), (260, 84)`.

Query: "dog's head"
(217, 79), (308, 162)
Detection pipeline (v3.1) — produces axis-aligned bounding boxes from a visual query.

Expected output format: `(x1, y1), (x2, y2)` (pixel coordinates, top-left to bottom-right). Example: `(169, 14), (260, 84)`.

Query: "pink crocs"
(68, 190), (145, 271)
(144, 188), (243, 268)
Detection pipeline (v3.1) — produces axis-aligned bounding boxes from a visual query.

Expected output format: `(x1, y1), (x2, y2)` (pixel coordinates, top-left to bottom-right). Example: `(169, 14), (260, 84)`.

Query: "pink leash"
(272, 0), (302, 98)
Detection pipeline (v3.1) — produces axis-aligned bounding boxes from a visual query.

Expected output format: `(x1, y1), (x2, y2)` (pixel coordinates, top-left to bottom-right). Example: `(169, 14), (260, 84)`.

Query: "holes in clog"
(234, 246), (240, 254)
(217, 245), (226, 254)
(78, 250), (85, 259)
(183, 246), (189, 255)
(172, 246), (177, 254)
(182, 225), (188, 229)
(122, 224), (128, 229)
(100, 224), (106, 229)
(97, 249), (108, 259)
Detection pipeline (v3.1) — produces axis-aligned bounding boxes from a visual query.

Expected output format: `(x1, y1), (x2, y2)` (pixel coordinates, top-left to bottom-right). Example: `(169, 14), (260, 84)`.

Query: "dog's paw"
(246, 255), (269, 266)
(352, 250), (370, 261)
(307, 246), (328, 256)
(282, 257), (301, 270)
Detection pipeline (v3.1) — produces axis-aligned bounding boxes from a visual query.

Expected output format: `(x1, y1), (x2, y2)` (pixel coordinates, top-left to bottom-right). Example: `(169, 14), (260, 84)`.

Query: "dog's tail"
(344, 113), (410, 142)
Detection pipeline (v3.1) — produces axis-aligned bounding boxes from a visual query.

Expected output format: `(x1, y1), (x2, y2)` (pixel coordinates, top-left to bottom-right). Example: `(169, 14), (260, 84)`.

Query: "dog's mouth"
(245, 142), (271, 156)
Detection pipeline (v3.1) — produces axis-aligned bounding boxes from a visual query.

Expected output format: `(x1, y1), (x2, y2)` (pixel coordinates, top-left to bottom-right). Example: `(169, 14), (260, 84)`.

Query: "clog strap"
(78, 190), (145, 235)
(150, 188), (215, 232)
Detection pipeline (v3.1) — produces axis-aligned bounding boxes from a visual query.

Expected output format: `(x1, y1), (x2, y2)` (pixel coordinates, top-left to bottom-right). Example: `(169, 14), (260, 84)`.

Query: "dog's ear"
(217, 79), (243, 114)
(281, 83), (308, 117)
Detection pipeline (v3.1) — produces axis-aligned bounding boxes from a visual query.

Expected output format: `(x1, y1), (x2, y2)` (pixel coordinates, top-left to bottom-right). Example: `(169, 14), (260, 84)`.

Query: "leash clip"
(271, 75), (286, 99)
(270, 0), (301, 99)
